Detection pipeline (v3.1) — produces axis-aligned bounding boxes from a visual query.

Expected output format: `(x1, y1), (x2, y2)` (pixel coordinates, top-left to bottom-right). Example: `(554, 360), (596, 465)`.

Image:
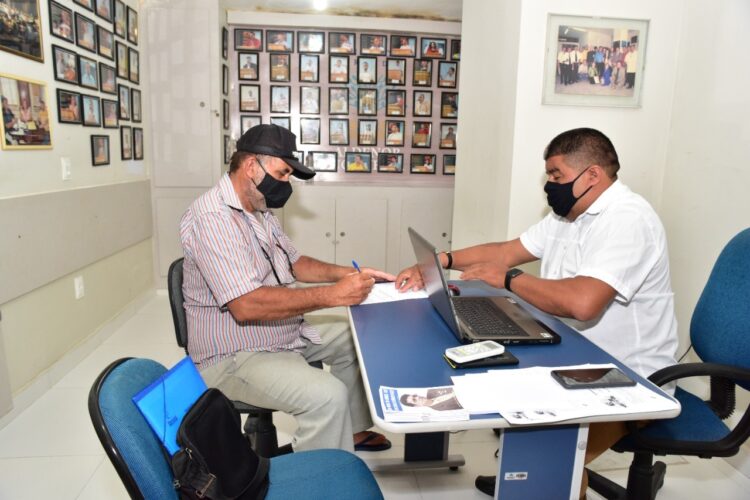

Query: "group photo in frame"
(0, 73), (52, 149)
(310, 151), (337, 172)
(377, 153), (403, 173)
(345, 151), (371, 172)
(1, 0), (43, 61)
(543, 14), (649, 107)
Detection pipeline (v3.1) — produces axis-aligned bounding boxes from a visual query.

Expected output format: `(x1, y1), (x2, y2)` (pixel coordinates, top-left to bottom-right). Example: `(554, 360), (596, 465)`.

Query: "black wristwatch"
(505, 268), (524, 292)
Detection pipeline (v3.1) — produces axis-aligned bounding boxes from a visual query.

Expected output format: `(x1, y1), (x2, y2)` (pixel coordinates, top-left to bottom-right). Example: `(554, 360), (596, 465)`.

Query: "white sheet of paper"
(360, 282), (427, 305)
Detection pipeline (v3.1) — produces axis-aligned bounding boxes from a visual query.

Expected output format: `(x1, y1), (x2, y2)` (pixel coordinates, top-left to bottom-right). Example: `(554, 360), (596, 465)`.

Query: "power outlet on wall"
(73, 276), (85, 299)
(61, 157), (72, 180)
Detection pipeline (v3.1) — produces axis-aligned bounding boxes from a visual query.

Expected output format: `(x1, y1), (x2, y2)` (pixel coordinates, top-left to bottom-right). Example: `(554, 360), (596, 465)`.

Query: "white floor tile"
(76, 457), (130, 500)
(0, 455), (101, 500)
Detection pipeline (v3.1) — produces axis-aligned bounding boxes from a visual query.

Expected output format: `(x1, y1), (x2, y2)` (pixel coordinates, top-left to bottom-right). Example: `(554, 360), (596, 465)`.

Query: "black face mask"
(254, 159), (293, 209)
(544, 167), (592, 217)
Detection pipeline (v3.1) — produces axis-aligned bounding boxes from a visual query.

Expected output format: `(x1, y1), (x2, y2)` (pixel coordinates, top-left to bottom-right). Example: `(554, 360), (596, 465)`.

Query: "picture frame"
(361, 34), (386, 55)
(439, 123), (457, 149)
(0, 73), (52, 149)
(222, 64), (229, 95)
(120, 125), (132, 159)
(299, 54), (319, 82)
(113, 0), (126, 39)
(358, 119), (377, 146)
(49, 0), (74, 44)
(421, 37), (447, 59)
(102, 99), (118, 128)
(438, 61), (458, 88)
(266, 30), (293, 52)
(115, 41), (129, 79)
(73, 0), (93, 11)
(99, 63), (117, 94)
(298, 31), (324, 53)
(270, 116), (290, 129)
(129, 48), (139, 84)
(97, 26), (114, 60)
(269, 53), (291, 82)
(91, 135), (110, 166)
(357, 56), (377, 84)
(329, 32), (355, 54)
(131, 89), (141, 122)
(133, 127), (143, 160)
(450, 39), (461, 61)
(344, 152), (371, 173)
(300, 86), (320, 114)
(412, 59), (432, 87)
(117, 83), (130, 120)
(78, 55), (99, 90)
(386, 58), (406, 85)
(411, 121), (432, 148)
(377, 153), (404, 173)
(75, 13), (97, 53)
(443, 154), (456, 175)
(543, 14), (649, 107)
(1, 0), (43, 61)
(328, 87), (348, 115)
(328, 118), (349, 145)
(82, 94), (101, 126)
(357, 88), (377, 116)
(385, 120), (404, 146)
(223, 135), (231, 164)
(385, 90), (405, 117)
(52, 45), (78, 85)
(410, 153), (436, 174)
(310, 151), (337, 172)
(127, 6), (138, 45)
(329, 55), (349, 83)
(299, 117), (320, 144)
(235, 29), (262, 51)
(441, 91), (458, 118)
(240, 84), (260, 112)
(238, 53), (259, 81)
(241, 115), (261, 134)
(56, 88), (82, 124)
(413, 90), (433, 117)
(390, 35), (416, 57)
(95, 0), (113, 22)
(222, 27), (228, 60)
(270, 86), (290, 113)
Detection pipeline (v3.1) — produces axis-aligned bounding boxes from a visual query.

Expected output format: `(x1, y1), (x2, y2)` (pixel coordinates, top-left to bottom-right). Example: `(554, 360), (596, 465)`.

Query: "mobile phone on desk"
(551, 367), (636, 389)
(445, 340), (505, 364)
(443, 351), (519, 369)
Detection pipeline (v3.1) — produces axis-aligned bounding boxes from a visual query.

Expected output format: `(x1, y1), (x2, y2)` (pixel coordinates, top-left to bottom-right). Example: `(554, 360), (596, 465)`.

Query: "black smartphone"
(550, 367), (636, 389)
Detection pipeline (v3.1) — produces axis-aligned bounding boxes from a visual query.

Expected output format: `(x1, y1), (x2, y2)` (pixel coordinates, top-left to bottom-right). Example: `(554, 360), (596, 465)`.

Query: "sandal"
(354, 431), (392, 452)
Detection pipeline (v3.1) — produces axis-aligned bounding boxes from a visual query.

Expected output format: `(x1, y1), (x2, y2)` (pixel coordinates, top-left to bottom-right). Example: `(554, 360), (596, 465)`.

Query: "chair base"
(587, 454), (666, 500)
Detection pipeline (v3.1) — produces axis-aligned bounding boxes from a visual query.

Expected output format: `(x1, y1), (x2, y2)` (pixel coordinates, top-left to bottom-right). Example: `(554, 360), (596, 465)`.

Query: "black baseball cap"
(236, 124), (316, 180)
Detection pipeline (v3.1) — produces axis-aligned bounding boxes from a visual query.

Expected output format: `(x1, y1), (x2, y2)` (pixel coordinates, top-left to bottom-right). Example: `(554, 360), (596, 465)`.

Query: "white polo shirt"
(520, 181), (678, 381)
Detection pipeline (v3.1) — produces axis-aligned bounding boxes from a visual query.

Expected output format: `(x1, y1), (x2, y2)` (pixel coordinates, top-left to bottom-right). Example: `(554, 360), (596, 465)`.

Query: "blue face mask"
(254, 159), (292, 209)
(544, 167), (592, 217)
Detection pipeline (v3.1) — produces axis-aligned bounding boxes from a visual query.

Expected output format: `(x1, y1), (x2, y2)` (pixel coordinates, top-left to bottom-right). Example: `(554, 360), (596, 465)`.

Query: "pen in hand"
(352, 260), (362, 273)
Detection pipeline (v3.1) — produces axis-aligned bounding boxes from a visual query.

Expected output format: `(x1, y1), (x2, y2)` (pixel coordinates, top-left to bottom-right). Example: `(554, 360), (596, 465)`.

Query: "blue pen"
(352, 260), (362, 273)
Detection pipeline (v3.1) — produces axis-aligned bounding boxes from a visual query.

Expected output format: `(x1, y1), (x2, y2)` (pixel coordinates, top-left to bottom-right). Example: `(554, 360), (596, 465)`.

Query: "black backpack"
(170, 388), (270, 499)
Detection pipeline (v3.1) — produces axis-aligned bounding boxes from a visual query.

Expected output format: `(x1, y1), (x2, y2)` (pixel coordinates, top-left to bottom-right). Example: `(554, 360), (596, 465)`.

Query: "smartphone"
(550, 367), (636, 389)
(445, 340), (505, 364)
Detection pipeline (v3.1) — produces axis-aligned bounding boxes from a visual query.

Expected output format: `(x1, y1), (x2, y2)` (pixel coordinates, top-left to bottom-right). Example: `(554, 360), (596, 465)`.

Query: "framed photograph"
(543, 14), (648, 107)
(421, 37), (446, 59)
(235, 28), (262, 50)
(74, 0), (93, 9)
(378, 153), (403, 173)
(361, 34), (386, 55)
(310, 151), (337, 172)
(91, 135), (110, 165)
(222, 64), (229, 95)
(441, 91), (458, 118)
(357, 56), (377, 84)
(1, 0), (43, 61)
(75, 13), (97, 53)
(131, 89), (141, 122)
(95, 0), (113, 22)
(99, 63), (117, 94)
(328, 87), (348, 115)
(133, 127), (143, 160)
(443, 154), (456, 175)
(266, 30), (293, 52)
(241, 115), (261, 134)
(56, 88), (82, 124)
(118, 83), (130, 120)
(299, 117), (320, 144)
(270, 116), (290, 129)
(238, 53), (258, 80)
(451, 39), (461, 61)
(386, 58), (406, 85)
(129, 48), (139, 84)
(413, 90), (432, 117)
(390, 35), (416, 57)
(385, 89), (405, 117)
(115, 41), (129, 79)
(329, 32), (355, 54)
(0, 74), (51, 149)
(410, 153), (436, 174)
(270, 86), (290, 113)
(299, 54), (319, 82)
(329, 55), (349, 83)
(357, 88), (377, 116)
(127, 6), (138, 45)
(385, 120), (404, 146)
(49, 1), (74, 44)
(345, 152), (371, 173)
(97, 26), (114, 60)
(52, 45), (78, 85)
(439, 123), (457, 149)
(240, 84), (260, 112)
(300, 86), (320, 114)
(113, 0), (126, 39)
(413, 59), (432, 86)
(78, 55), (99, 90)
(81, 94), (101, 126)
(411, 121), (432, 148)
(222, 27), (228, 59)
(223, 135), (231, 164)
(269, 53), (291, 82)
(102, 98), (118, 128)
(120, 125), (132, 159)
(438, 61), (458, 88)
(358, 119), (377, 146)
(298, 31), (324, 53)
(328, 118), (349, 145)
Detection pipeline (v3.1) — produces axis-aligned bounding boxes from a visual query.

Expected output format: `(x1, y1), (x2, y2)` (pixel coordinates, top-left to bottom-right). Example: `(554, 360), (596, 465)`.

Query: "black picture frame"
(241, 115), (261, 134)
(238, 52), (259, 81)
(413, 90), (433, 117)
(300, 86), (320, 115)
(420, 37), (447, 59)
(223, 135), (230, 164)
(102, 98), (118, 128)
(131, 89), (141, 122)
(127, 6), (138, 45)
(441, 91), (458, 118)
(451, 39), (461, 61)
(115, 41), (129, 79)
(114, 0), (126, 39)
(437, 61), (458, 88)
(222, 99), (229, 129)
(78, 54), (99, 90)
(133, 127), (144, 160)
(235, 28), (262, 51)
(222, 64), (229, 95)
(357, 88), (377, 116)
(413, 59), (432, 87)
(357, 56), (377, 84)
(120, 125), (132, 159)
(95, 0), (113, 22)
(385, 120), (405, 146)
(240, 84), (261, 112)
(298, 31), (325, 53)
(99, 63), (117, 94)
(329, 55), (349, 83)
(299, 117), (320, 145)
(390, 35), (416, 57)
(118, 83), (130, 120)
(329, 32), (355, 54)
(299, 54), (319, 83)
(344, 152), (371, 173)
(97, 26), (114, 60)
(410, 153), (437, 174)
(91, 135), (110, 166)
(411, 121), (432, 148)
(270, 86), (290, 113)
(269, 53), (291, 82)
(439, 123), (457, 149)
(82, 94), (101, 126)
(75, 13), (97, 53)
(358, 119), (377, 146)
(270, 116), (290, 129)
(385, 90), (406, 117)
(73, 0), (93, 11)
(49, 0), (74, 44)
(52, 45), (79, 85)
(266, 30), (294, 52)
(328, 118), (349, 145)
(129, 48), (139, 84)
(310, 151), (337, 172)
(360, 34), (387, 55)
(222, 27), (228, 60)
(56, 88), (82, 124)
(386, 58), (406, 85)
(378, 153), (404, 173)
(328, 87), (349, 115)
(443, 154), (456, 175)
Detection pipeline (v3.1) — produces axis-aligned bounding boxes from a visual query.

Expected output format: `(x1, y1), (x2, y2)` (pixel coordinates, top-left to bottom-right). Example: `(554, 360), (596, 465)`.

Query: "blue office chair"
(588, 228), (750, 499)
(89, 357), (384, 500)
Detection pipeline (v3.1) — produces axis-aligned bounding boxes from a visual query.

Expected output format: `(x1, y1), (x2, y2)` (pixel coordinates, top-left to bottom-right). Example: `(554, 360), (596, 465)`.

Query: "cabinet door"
(335, 198), (388, 270)
(283, 193), (336, 264)
(399, 197), (453, 271)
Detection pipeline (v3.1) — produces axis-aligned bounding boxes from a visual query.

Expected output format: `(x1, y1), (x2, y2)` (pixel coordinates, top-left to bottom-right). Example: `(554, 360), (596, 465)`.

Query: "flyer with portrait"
(379, 386), (469, 422)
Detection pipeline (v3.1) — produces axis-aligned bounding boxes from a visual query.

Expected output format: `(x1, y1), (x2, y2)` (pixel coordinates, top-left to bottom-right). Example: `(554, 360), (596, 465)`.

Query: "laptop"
(408, 227), (560, 345)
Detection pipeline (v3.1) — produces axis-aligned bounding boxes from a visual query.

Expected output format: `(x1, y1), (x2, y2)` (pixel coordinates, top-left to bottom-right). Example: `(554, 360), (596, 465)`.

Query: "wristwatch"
(504, 268), (524, 292)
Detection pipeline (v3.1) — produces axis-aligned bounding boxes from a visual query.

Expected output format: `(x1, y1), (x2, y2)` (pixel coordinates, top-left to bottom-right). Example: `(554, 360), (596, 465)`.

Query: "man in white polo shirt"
(395, 127), (678, 498)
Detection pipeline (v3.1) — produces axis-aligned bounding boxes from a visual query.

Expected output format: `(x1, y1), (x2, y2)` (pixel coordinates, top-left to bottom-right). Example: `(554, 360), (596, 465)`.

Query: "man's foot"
(475, 475), (496, 496)
(353, 430), (391, 451)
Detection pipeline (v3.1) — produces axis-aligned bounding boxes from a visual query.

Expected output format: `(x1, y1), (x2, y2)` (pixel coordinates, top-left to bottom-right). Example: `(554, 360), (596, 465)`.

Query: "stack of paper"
(361, 283), (427, 305)
(379, 386), (469, 422)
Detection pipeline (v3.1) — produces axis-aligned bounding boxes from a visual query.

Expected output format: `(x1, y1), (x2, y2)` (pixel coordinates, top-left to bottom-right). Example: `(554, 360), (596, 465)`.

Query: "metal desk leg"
(361, 431), (465, 472)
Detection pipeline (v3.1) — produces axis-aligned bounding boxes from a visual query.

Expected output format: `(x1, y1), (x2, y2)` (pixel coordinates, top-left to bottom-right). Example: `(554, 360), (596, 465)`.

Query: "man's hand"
(394, 265), (424, 292)
(331, 272), (376, 306)
(460, 262), (509, 289)
(360, 267), (397, 283)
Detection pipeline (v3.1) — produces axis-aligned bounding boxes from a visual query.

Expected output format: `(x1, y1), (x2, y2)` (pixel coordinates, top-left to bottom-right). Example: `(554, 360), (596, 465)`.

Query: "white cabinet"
(398, 195), (454, 272)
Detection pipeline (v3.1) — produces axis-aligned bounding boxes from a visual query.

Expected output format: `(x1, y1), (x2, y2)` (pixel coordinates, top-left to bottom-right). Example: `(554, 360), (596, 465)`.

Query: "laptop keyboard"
(453, 297), (528, 337)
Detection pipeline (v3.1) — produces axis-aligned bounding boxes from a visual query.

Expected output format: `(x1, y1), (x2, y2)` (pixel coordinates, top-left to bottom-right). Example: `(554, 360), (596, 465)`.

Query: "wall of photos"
(227, 26), (460, 182)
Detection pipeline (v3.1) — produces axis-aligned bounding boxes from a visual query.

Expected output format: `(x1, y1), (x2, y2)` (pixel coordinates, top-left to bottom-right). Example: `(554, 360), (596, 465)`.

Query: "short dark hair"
(228, 150), (253, 174)
(543, 128), (620, 178)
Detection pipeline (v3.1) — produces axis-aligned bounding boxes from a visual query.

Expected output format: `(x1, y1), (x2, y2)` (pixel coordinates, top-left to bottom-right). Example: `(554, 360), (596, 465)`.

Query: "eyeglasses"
(256, 234), (296, 286)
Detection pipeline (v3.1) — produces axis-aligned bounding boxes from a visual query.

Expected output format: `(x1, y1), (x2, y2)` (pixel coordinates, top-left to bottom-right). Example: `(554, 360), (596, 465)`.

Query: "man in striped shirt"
(180, 124), (394, 453)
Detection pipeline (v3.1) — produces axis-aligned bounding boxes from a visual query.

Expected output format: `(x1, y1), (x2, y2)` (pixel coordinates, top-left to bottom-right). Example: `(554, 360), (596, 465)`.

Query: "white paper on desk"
(379, 386), (470, 422)
(360, 283), (427, 305)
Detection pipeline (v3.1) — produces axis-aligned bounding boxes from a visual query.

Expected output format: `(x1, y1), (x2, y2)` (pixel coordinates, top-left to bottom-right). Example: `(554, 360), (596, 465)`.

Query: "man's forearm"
(293, 255), (353, 283)
(444, 240), (530, 270)
(228, 284), (336, 321)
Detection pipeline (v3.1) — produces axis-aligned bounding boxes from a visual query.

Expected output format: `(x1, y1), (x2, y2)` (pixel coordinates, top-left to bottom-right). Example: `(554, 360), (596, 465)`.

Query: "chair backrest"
(168, 257), (189, 353)
(88, 358), (179, 500)
(691, 227), (750, 390)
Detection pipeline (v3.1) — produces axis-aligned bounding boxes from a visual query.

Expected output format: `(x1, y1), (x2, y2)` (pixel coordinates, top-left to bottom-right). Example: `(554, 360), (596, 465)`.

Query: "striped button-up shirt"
(180, 173), (321, 368)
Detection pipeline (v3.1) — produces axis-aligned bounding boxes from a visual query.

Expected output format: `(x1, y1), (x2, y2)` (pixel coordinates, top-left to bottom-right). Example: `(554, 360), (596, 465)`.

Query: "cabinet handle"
(325, 232), (331, 238)
(442, 232), (447, 237)
(199, 101), (206, 107)
(340, 231), (346, 237)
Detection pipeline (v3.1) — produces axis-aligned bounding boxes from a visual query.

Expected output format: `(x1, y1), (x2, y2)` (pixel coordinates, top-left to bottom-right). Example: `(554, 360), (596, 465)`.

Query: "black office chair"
(588, 228), (750, 499)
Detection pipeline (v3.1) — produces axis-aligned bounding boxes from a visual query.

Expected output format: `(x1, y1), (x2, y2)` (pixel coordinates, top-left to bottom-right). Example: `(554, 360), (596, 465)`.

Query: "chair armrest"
(647, 362), (750, 387)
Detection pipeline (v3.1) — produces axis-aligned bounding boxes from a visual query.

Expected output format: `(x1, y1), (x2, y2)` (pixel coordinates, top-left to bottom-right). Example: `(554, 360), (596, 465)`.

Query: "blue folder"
(132, 356), (208, 455)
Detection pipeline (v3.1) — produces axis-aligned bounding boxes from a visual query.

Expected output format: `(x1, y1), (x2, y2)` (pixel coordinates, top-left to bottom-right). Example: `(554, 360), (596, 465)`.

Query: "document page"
(379, 385), (469, 422)
(361, 282), (427, 305)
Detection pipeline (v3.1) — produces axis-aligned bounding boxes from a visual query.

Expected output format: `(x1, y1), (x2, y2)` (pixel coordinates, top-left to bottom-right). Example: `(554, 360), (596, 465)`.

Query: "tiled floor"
(0, 292), (748, 499)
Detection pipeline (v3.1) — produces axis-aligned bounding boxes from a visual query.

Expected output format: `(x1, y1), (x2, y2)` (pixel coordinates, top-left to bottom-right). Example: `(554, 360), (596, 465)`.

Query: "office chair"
(89, 357), (384, 500)
(588, 227), (750, 500)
